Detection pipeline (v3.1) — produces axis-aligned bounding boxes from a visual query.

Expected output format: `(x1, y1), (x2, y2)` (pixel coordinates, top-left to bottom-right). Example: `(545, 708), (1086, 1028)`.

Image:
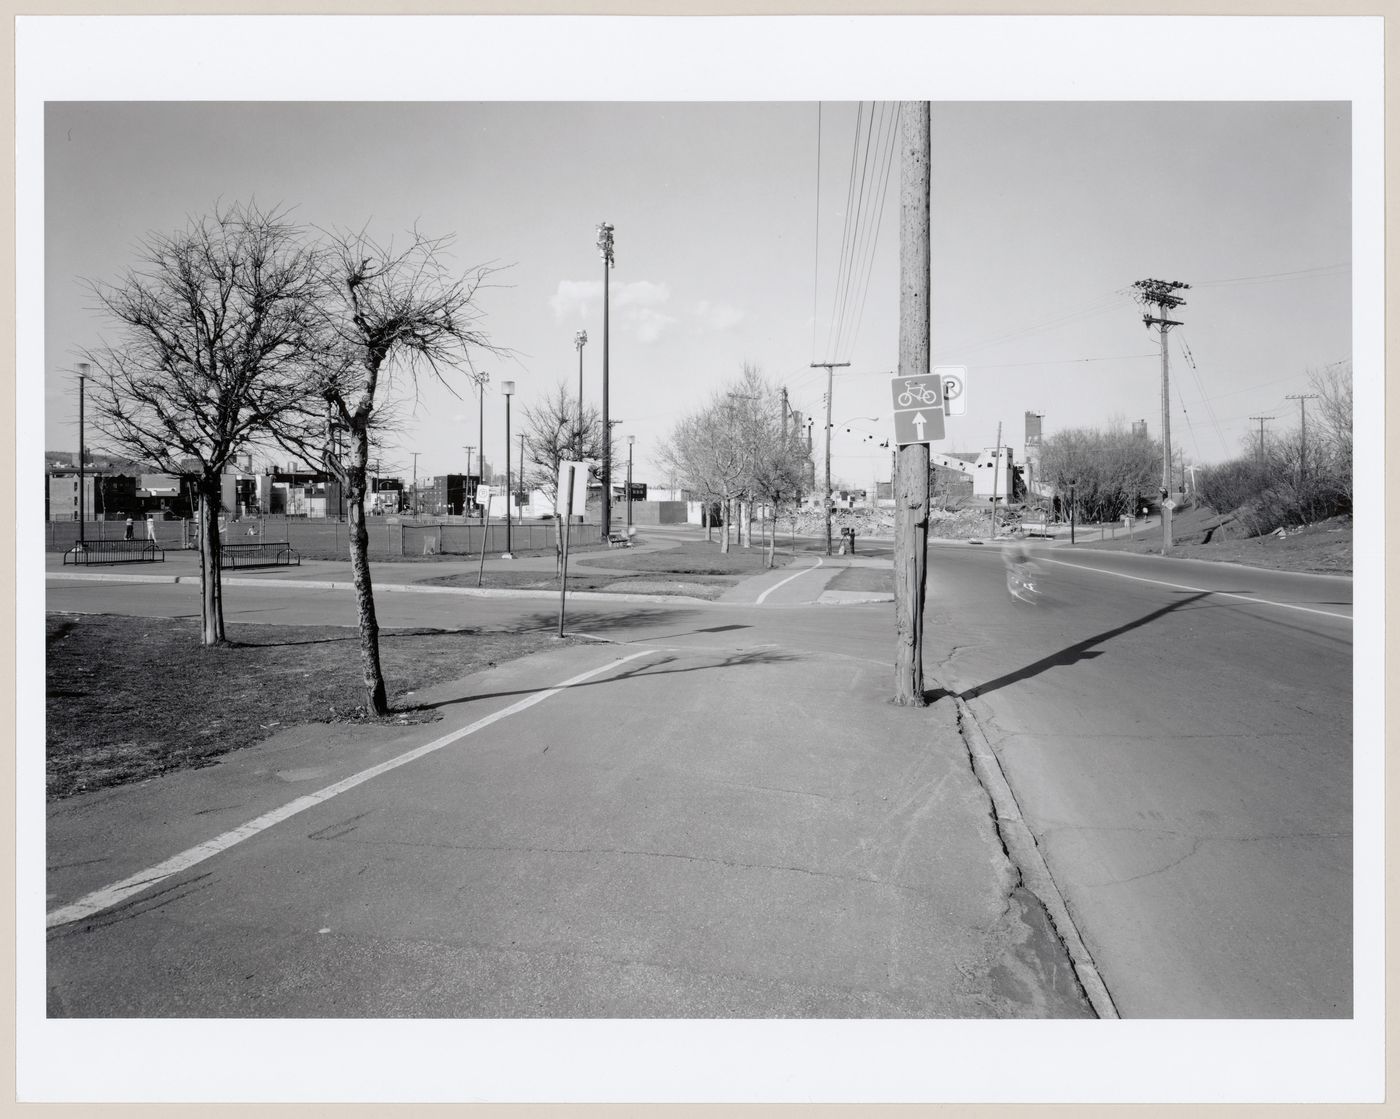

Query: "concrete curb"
(953, 694), (1120, 1020)
(46, 570), (719, 608)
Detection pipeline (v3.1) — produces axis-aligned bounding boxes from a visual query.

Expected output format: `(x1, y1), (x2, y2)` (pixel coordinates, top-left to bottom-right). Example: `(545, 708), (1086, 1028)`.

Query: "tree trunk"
(197, 480), (226, 646)
(347, 425), (389, 715)
(766, 498), (776, 568)
(721, 499), (731, 553)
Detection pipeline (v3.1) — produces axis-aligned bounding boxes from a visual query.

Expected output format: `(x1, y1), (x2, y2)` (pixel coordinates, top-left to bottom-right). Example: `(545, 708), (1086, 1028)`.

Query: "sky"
(42, 96), (1351, 491)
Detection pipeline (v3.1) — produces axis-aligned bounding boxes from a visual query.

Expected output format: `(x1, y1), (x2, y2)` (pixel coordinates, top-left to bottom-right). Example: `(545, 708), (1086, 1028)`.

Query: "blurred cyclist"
(1004, 542), (1040, 604)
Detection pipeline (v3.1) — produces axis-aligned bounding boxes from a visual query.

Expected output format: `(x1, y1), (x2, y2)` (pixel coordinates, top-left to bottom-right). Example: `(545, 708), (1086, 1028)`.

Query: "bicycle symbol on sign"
(896, 380), (940, 408)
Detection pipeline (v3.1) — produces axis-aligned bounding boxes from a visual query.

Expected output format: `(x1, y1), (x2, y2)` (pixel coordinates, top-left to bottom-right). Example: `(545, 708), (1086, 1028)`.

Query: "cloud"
(550, 279), (676, 343)
(693, 300), (745, 331)
(549, 280), (602, 322)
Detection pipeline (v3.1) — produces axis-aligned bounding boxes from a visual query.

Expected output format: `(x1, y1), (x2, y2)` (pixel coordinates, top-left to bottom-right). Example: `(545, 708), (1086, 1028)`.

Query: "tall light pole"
(626, 434), (635, 529)
(464, 445), (475, 517)
(410, 451), (420, 515)
(597, 221), (615, 542)
(502, 380), (515, 559)
(1133, 277), (1189, 554)
(76, 363), (88, 545)
(574, 329), (588, 461)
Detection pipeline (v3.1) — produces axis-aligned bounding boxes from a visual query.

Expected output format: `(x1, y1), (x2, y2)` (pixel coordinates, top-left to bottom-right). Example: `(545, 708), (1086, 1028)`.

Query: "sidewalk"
(46, 606), (1092, 1019)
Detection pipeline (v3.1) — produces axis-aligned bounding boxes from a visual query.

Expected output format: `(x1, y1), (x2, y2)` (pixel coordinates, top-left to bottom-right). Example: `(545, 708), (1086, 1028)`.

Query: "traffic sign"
(889, 373), (945, 445)
(936, 365), (966, 417)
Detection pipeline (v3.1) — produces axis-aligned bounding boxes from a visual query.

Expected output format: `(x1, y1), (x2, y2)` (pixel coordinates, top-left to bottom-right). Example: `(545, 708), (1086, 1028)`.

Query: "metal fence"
(47, 515), (589, 559)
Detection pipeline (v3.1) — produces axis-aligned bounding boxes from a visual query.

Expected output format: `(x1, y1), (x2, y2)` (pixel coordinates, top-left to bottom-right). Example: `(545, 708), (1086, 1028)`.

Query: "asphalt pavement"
(43, 536), (1095, 1019)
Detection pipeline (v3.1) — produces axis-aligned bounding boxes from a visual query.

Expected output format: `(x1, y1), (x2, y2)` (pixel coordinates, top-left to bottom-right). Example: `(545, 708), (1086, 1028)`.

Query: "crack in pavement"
(947, 695), (1119, 1019)
(308, 832), (940, 900)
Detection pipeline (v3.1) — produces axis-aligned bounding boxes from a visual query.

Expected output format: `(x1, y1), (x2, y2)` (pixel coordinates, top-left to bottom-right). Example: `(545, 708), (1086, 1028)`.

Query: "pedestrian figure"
(145, 514), (157, 543)
(124, 515), (134, 540)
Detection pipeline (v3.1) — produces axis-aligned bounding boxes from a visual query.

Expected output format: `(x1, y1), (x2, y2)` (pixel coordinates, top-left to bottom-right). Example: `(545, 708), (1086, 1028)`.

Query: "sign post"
(475, 484), (492, 587)
(555, 461), (593, 637)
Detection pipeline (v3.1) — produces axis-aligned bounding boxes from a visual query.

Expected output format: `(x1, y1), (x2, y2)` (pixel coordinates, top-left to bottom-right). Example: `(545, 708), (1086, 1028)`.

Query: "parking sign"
(937, 366), (966, 417)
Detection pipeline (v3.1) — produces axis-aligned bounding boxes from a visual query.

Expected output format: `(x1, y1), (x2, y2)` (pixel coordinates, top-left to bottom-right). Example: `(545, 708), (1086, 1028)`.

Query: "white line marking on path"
(755, 557), (824, 605)
(46, 649), (653, 929)
(1042, 558), (1353, 621)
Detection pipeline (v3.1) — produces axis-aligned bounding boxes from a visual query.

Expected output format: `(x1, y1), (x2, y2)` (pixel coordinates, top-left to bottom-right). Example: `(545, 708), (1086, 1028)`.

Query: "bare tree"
(656, 394), (748, 553)
(520, 381), (612, 501)
(82, 201), (324, 645)
(1040, 424), (1161, 523)
(1308, 360), (1353, 509)
(313, 227), (501, 715)
(727, 367), (811, 567)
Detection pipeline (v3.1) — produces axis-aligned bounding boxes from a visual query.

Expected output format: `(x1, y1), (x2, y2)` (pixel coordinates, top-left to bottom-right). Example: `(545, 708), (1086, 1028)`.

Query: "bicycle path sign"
(889, 373), (946, 446)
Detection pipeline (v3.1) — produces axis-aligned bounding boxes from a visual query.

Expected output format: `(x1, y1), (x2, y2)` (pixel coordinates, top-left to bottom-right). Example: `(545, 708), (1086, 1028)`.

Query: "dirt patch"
(1066, 514), (1353, 575)
(45, 613), (595, 800)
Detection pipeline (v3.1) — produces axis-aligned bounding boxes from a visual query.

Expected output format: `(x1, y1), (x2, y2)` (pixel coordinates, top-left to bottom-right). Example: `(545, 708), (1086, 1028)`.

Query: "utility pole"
(810, 361), (850, 555)
(1133, 277), (1190, 554)
(411, 452), (420, 516)
(1286, 392), (1320, 496)
(597, 222), (615, 542)
(988, 422), (1003, 538)
(893, 100), (931, 707)
(1247, 417), (1271, 467)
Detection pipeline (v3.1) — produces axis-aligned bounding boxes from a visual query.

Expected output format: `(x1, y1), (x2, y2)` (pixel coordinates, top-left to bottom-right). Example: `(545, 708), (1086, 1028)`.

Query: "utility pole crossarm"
(1132, 276), (1190, 555)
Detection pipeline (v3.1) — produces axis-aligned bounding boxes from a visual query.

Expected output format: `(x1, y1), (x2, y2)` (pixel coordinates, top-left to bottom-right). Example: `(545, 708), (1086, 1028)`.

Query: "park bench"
(62, 539), (165, 565)
(218, 541), (301, 569)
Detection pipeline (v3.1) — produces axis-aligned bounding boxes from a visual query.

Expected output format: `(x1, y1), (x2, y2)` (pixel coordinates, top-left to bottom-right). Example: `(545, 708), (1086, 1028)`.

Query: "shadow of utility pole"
(959, 591), (1211, 702)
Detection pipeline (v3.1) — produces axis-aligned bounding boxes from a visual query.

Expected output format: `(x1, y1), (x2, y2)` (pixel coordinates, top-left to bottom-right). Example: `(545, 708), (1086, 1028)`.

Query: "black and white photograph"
(17, 12), (1385, 1108)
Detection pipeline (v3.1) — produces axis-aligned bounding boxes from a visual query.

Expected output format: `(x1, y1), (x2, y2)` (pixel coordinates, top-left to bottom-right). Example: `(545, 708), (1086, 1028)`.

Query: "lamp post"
(574, 329), (588, 461)
(626, 435), (635, 529)
(76, 363), (88, 545)
(502, 380), (515, 559)
(596, 221), (615, 542)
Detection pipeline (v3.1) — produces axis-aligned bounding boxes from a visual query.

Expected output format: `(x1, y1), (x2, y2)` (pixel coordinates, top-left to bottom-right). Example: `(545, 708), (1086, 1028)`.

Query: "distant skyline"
(42, 97), (1350, 489)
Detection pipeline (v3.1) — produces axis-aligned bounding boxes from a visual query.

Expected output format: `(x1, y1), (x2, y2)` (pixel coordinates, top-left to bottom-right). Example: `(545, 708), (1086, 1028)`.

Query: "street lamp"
(626, 434), (635, 529)
(76, 363), (89, 546)
(574, 329), (588, 461)
(501, 380), (515, 559)
(597, 221), (615, 542)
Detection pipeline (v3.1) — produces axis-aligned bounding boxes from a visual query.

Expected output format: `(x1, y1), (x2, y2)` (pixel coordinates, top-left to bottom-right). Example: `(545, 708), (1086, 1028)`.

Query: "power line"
(1195, 262), (1349, 288)
(810, 102), (822, 361)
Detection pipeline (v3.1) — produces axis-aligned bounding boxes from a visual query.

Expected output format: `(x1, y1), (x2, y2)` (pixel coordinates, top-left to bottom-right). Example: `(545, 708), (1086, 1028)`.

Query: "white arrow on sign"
(913, 412), (928, 440)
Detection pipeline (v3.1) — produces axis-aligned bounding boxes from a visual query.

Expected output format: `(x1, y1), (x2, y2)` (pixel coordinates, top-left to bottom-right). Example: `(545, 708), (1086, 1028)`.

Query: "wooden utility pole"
(1133, 278), (1189, 554)
(893, 101), (931, 707)
(1247, 416), (1271, 466)
(988, 421), (1003, 538)
(810, 361), (850, 555)
(1286, 392), (1320, 495)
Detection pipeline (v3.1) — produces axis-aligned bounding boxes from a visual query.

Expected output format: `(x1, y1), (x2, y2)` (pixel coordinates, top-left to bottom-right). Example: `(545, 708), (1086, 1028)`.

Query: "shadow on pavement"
(962, 592), (1210, 701)
(512, 607), (704, 636)
(415, 647), (801, 714)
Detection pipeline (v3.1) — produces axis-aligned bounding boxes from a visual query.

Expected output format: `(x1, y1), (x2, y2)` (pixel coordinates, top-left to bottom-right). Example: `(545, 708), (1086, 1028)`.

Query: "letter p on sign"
(937, 366), (966, 417)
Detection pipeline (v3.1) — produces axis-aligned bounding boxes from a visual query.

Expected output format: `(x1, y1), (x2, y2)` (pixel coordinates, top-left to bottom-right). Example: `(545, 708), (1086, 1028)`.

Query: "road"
(43, 535), (1353, 1018)
(926, 541), (1353, 1017)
